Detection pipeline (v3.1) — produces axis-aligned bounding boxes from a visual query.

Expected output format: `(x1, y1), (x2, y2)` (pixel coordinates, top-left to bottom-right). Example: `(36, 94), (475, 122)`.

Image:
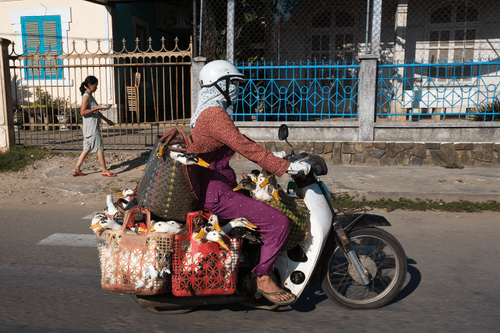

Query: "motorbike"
(132, 124), (407, 312)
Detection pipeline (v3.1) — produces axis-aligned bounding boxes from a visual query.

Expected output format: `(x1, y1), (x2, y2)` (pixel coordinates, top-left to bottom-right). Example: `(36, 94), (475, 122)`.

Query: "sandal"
(72, 172), (86, 177)
(256, 287), (297, 306)
(102, 172), (116, 177)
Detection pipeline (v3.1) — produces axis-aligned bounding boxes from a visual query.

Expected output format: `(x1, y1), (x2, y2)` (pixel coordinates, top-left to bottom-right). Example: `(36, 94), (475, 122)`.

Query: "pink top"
(188, 107), (290, 176)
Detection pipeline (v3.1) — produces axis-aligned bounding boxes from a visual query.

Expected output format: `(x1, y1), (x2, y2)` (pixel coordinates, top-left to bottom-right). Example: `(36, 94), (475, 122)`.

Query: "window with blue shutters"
(21, 15), (63, 80)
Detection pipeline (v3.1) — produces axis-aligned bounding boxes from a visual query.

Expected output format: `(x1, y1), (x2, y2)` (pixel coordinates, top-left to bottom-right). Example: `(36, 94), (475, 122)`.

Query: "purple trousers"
(195, 146), (290, 276)
(204, 188), (290, 276)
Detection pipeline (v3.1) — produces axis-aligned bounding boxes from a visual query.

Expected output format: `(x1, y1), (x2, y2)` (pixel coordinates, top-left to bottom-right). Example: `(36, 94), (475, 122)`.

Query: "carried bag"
(97, 207), (174, 295)
(136, 128), (197, 221)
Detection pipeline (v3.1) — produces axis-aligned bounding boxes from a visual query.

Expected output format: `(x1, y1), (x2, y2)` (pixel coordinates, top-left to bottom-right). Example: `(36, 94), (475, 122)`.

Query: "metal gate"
(9, 37), (192, 148)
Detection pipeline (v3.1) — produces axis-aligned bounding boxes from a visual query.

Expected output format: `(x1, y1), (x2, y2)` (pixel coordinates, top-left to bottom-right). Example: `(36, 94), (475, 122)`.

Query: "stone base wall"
(233, 141), (500, 168)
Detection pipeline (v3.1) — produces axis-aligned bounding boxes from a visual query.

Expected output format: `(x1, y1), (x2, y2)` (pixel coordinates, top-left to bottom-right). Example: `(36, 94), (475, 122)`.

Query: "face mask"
(191, 80), (239, 128)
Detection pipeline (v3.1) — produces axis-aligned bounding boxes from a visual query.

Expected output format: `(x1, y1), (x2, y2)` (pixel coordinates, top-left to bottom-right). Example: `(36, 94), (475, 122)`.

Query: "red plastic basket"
(172, 211), (243, 296)
(97, 207), (174, 295)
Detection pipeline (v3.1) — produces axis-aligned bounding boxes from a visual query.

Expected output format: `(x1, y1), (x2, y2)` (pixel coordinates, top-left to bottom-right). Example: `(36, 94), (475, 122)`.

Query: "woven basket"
(97, 207), (174, 295)
(136, 129), (196, 221)
(254, 186), (310, 252)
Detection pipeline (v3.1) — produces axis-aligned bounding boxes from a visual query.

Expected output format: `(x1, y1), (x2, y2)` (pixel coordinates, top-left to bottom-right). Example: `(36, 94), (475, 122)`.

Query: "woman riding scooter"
(187, 60), (311, 305)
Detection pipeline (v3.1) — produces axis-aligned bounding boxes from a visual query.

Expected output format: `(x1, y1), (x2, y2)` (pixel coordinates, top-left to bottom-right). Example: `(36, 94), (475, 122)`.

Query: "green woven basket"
(136, 129), (196, 221)
(254, 186), (310, 252)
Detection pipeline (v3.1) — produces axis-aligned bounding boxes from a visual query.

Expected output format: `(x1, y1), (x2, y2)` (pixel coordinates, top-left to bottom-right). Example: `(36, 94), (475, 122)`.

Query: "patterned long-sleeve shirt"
(188, 107), (290, 176)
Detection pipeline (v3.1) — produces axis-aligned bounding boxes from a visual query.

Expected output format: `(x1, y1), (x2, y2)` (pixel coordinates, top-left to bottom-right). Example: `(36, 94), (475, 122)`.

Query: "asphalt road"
(1, 204), (499, 333)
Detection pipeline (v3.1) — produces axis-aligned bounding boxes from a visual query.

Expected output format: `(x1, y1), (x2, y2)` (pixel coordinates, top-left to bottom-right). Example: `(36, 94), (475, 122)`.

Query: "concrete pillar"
(371, 0), (383, 56)
(226, 0), (235, 63)
(358, 55), (378, 141)
(0, 38), (14, 152)
(394, 0), (408, 64)
(392, 0), (409, 120)
(191, 56), (206, 116)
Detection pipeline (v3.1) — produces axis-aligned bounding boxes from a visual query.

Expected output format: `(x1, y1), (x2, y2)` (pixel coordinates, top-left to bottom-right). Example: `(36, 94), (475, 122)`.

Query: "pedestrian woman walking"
(72, 75), (115, 177)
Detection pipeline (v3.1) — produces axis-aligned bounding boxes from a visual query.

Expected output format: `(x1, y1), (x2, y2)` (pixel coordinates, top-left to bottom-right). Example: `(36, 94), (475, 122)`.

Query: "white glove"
(286, 161), (311, 175)
(272, 151), (286, 158)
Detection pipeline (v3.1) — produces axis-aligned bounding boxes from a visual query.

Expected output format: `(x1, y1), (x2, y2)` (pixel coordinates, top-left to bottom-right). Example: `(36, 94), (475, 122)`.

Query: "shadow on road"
(385, 258), (421, 307)
(109, 151), (150, 174)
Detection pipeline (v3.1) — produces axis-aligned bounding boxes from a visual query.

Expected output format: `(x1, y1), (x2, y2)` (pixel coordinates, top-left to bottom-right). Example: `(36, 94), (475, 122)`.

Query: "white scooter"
(133, 124), (407, 312)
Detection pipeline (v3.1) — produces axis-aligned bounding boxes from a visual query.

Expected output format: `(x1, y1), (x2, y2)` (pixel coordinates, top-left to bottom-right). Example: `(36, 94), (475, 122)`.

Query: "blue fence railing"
(233, 61), (360, 122)
(376, 60), (500, 122)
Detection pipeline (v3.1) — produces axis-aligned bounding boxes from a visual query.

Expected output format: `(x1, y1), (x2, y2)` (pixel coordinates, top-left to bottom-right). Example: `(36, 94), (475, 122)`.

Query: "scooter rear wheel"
(320, 227), (407, 309)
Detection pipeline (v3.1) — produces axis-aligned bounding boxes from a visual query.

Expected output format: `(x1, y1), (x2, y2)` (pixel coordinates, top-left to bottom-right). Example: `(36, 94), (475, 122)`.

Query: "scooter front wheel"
(320, 227), (407, 309)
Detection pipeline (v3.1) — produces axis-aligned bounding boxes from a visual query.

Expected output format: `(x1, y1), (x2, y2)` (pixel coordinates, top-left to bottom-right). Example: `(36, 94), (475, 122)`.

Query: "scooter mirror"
(278, 124), (289, 141)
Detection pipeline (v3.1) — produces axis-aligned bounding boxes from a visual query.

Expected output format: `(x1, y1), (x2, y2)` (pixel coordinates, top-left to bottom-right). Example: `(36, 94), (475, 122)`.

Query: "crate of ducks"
(91, 204), (185, 295)
(171, 211), (245, 297)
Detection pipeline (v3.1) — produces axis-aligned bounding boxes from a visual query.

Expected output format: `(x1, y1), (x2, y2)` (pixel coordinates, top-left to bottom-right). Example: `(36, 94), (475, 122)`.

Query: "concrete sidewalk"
(230, 160), (500, 203)
(44, 150), (500, 203)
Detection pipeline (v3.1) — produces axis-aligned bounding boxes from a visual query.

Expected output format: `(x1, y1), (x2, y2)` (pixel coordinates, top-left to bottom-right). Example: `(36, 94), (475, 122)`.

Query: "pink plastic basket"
(97, 207), (174, 295)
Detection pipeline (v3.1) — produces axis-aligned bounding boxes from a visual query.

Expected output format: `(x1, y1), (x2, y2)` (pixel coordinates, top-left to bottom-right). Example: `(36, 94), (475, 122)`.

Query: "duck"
(135, 263), (158, 290)
(168, 145), (210, 167)
(248, 169), (261, 182)
(207, 213), (222, 233)
(233, 169), (260, 191)
(253, 173), (280, 201)
(99, 216), (123, 231)
(150, 220), (182, 234)
(226, 227), (262, 244)
(194, 227), (229, 249)
(219, 217), (257, 236)
(220, 217), (261, 244)
(90, 214), (123, 233)
(103, 194), (120, 218)
(89, 212), (107, 234)
(117, 188), (136, 203)
(204, 230), (229, 249)
(233, 178), (257, 192)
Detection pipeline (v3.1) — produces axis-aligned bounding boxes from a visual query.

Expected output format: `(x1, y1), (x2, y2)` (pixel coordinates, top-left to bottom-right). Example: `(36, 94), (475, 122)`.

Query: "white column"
(394, 0), (408, 64)
(371, 0), (383, 56)
(0, 38), (14, 152)
(227, 0), (235, 63)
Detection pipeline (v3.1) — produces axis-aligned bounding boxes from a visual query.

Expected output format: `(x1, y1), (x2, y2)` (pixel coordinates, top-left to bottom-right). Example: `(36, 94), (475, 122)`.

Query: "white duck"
(205, 230), (229, 249)
(168, 144), (210, 167)
(117, 188), (136, 203)
(194, 227), (229, 250)
(253, 173), (280, 201)
(99, 216), (123, 231)
(90, 212), (107, 234)
(102, 194), (120, 218)
(90, 214), (122, 233)
(150, 220), (182, 234)
(219, 217), (258, 236)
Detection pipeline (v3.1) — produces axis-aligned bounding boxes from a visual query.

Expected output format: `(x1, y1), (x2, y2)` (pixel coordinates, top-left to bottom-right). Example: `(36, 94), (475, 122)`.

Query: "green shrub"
(0, 144), (50, 173)
(471, 99), (500, 121)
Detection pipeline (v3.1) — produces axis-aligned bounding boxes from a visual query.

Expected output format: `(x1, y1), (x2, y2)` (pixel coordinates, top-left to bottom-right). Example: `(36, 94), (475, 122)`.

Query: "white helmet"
(199, 60), (245, 106)
(199, 60), (245, 87)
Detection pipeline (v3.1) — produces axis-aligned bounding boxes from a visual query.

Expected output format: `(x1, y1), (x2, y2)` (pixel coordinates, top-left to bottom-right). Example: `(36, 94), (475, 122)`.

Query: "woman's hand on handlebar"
(272, 151), (286, 158)
(286, 161), (311, 176)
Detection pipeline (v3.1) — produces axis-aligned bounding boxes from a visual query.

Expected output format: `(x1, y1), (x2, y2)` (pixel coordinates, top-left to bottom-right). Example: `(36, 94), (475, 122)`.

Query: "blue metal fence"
(233, 61), (360, 121)
(376, 60), (500, 122)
